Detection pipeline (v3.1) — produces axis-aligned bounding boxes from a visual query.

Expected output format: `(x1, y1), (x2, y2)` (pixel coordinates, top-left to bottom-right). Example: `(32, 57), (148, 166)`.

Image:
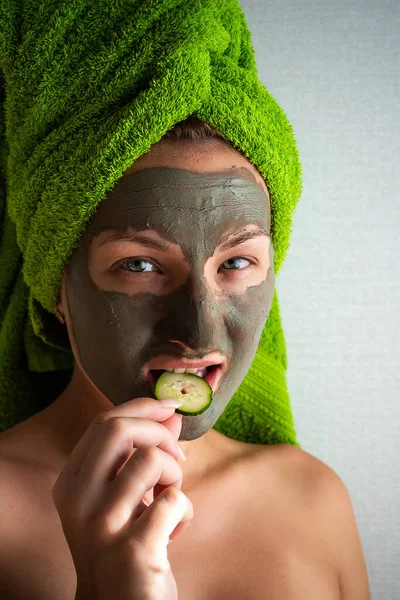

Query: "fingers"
(74, 417), (183, 502)
(62, 398), (181, 476)
(51, 395), (193, 599)
(133, 487), (194, 552)
(98, 447), (184, 534)
(162, 412), (183, 443)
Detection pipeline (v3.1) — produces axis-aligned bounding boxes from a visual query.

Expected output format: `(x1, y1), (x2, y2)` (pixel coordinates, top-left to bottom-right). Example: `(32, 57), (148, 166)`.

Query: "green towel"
(0, 0), (302, 446)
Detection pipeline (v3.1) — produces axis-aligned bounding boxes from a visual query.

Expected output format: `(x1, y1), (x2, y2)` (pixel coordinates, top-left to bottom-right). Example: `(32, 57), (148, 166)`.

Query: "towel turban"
(0, 0), (302, 445)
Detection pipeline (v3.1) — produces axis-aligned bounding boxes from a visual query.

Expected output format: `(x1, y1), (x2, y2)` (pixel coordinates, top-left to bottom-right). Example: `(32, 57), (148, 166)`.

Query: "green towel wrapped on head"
(0, 0), (302, 445)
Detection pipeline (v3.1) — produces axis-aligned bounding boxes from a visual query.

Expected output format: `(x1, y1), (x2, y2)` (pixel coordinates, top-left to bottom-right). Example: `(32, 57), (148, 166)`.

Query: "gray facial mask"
(66, 166), (274, 440)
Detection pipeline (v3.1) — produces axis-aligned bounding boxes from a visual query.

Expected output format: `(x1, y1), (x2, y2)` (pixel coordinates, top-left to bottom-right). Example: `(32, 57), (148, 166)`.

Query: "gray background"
(240, 0), (399, 598)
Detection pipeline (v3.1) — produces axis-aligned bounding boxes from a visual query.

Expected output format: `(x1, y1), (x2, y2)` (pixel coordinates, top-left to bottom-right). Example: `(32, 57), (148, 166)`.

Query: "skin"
(0, 140), (371, 600)
(54, 138), (274, 485)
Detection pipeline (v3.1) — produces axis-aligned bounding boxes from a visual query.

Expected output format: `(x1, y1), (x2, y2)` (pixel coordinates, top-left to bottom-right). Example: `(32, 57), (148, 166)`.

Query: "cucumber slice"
(154, 371), (213, 416)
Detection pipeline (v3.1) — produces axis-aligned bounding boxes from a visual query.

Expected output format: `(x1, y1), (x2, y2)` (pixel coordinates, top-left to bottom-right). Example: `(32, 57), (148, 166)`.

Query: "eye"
(118, 258), (161, 273)
(219, 257), (253, 271)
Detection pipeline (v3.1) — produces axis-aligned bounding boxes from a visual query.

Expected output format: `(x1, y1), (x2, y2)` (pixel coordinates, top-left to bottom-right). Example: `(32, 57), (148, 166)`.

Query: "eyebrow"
(97, 226), (269, 252)
(217, 228), (269, 251)
(98, 231), (170, 252)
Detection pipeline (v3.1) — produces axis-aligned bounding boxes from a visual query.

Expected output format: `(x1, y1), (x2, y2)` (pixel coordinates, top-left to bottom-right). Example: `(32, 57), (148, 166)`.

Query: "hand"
(52, 397), (193, 600)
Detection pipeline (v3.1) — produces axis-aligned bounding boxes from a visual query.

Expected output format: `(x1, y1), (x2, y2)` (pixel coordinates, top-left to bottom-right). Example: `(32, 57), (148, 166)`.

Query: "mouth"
(145, 358), (226, 396)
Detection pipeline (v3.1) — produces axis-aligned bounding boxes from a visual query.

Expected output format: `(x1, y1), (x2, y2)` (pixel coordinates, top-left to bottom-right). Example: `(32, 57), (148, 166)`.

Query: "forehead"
(121, 137), (271, 198)
(87, 167), (270, 238)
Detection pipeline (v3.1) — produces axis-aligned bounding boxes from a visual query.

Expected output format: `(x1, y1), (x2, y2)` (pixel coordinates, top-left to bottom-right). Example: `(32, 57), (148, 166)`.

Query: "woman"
(0, 1), (369, 598)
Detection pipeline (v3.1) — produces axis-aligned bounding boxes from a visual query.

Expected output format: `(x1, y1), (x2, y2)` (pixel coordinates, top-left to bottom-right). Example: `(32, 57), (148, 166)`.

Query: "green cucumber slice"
(154, 371), (213, 416)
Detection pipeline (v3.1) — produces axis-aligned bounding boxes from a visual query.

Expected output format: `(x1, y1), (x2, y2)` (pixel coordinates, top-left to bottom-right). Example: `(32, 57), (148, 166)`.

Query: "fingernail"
(159, 398), (183, 408)
(176, 444), (187, 461)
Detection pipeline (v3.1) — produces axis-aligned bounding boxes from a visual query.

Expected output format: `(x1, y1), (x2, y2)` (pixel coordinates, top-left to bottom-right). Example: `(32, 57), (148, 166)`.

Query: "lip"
(144, 353), (228, 396)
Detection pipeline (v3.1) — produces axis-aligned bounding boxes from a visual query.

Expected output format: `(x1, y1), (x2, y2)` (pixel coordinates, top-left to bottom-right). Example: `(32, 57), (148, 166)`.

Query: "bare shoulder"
(0, 427), (27, 502)
(261, 444), (371, 600)
(246, 441), (339, 492)
(304, 450), (371, 599)
(0, 429), (69, 600)
(0, 427), (40, 538)
(0, 441), (26, 599)
(0, 421), (57, 508)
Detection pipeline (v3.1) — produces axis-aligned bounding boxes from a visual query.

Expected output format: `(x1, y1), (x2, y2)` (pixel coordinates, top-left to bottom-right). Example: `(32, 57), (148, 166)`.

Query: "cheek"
(65, 249), (156, 366)
(223, 278), (273, 346)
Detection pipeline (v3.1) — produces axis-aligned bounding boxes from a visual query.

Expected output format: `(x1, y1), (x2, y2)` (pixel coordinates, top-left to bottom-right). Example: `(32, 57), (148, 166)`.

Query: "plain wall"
(239, 1), (399, 598)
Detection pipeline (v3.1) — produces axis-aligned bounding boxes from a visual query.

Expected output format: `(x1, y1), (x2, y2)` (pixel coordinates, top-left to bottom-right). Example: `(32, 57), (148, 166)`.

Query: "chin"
(179, 420), (211, 441)
(177, 400), (226, 440)
(179, 430), (205, 441)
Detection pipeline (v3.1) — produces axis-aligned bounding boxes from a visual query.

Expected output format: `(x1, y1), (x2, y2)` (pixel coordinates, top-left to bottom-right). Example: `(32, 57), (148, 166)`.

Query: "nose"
(156, 280), (222, 351)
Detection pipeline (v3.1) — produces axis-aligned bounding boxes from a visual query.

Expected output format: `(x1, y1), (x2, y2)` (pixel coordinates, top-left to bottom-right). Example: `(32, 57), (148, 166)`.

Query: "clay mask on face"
(66, 166), (275, 440)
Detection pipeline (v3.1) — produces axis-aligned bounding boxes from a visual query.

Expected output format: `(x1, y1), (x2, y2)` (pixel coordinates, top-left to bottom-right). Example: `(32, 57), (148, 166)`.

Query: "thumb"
(160, 411), (183, 444)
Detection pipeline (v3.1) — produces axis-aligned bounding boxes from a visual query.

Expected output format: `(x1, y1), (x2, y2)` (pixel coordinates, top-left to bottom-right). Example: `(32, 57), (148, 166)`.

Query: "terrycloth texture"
(0, 0), (302, 446)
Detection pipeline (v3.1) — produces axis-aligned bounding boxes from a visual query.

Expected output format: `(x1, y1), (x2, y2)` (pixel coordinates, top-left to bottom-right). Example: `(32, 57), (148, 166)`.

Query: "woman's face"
(60, 140), (274, 440)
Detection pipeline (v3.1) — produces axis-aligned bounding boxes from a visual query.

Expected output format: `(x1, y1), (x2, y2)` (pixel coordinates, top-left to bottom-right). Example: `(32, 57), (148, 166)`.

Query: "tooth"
(172, 368), (186, 374)
(185, 368), (198, 374)
(165, 368), (174, 372)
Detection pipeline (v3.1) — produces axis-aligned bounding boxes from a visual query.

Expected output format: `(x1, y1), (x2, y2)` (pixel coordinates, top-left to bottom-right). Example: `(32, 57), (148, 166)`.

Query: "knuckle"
(162, 486), (183, 504)
(126, 536), (169, 576)
(101, 416), (127, 436)
(92, 412), (111, 425)
(92, 415), (133, 440)
(137, 445), (159, 465)
(134, 446), (163, 474)
(147, 558), (171, 576)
